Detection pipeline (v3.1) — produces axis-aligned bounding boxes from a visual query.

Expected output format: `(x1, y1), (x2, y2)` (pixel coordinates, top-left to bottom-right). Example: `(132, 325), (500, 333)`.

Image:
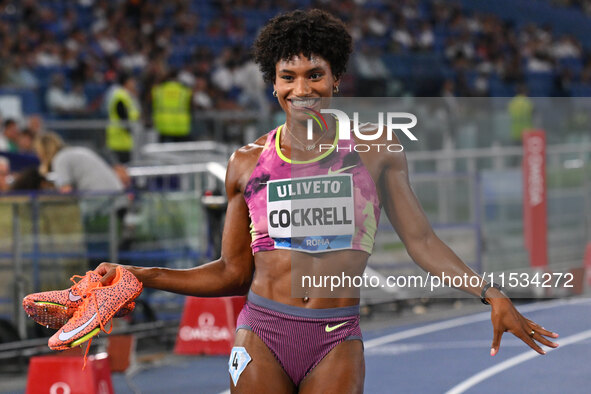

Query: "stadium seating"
(4, 0), (591, 119)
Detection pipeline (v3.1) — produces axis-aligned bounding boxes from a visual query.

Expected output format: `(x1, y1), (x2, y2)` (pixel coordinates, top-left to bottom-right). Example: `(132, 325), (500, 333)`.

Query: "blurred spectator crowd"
(552, 0), (591, 16)
(1, 0), (591, 121)
(0, 0), (591, 190)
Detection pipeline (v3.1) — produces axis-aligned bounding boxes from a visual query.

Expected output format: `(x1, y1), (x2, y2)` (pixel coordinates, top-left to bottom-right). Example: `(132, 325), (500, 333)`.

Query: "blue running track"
(108, 297), (591, 393)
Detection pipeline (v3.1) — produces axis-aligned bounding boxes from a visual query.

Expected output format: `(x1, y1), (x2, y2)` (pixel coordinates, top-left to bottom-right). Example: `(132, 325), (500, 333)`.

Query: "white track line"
(365, 297), (591, 349)
(445, 329), (591, 394)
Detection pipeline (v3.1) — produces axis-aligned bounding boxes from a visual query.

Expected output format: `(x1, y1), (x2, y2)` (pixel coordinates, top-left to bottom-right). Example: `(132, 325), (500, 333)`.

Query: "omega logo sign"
(526, 136), (544, 206)
(179, 312), (231, 341)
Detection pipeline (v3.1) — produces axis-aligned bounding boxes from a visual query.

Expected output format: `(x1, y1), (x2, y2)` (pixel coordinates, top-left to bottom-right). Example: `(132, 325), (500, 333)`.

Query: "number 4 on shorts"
(229, 346), (252, 387)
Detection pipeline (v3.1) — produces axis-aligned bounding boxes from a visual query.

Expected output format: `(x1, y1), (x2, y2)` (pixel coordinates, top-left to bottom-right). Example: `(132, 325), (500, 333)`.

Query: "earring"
(273, 90), (278, 97)
(333, 85), (339, 94)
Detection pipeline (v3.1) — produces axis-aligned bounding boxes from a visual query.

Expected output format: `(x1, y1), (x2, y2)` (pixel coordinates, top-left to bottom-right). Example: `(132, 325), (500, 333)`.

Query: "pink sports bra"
(243, 125), (381, 254)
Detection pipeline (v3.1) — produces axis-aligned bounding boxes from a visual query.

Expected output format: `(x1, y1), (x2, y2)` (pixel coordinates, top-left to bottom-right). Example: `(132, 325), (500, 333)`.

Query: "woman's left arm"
(374, 146), (558, 356)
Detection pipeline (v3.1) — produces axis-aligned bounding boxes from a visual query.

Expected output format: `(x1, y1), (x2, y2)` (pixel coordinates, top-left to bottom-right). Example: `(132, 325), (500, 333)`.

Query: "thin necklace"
(284, 123), (329, 151)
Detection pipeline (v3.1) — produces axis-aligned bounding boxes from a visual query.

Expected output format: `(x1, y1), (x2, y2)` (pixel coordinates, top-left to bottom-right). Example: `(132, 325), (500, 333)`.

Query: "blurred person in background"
(211, 46), (242, 99)
(45, 74), (89, 118)
(0, 119), (20, 153)
(106, 72), (141, 163)
(17, 128), (36, 155)
(45, 74), (70, 116)
(3, 55), (39, 89)
(234, 52), (270, 117)
(151, 70), (193, 142)
(353, 44), (390, 96)
(67, 82), (90, 116)
(27, 115), (46, 136)
(0, 156), (12, 192)
(193, 75), (214, 110)
(192, 75), (215, 139)
(417, 21), (435, 51)
(34, 132), (124, 194)
(508, 84), (534, 144)
(34, 41), (62, 68)
(551, 34), (582, 59)
(9, 167), (52, 192)
(391, 17), (414, 51)
(472, 71), (491, 97)
(34, 131), (128, 269)
(139, 52), (168, 126)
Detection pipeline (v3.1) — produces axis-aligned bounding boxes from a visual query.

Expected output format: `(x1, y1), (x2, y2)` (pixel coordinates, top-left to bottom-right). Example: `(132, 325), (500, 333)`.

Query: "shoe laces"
(74, 281), (113, 369)
(69, 271), (96, 297)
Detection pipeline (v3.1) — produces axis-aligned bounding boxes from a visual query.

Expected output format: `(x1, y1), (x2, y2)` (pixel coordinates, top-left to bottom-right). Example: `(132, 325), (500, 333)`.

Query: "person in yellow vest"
(151, 71), (193, 142)
(106, 73), (140, 163)
(507, 84), (534, 145)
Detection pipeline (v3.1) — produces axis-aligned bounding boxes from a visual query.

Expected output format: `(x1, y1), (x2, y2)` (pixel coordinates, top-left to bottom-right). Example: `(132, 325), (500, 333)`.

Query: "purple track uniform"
(236, 124), (380, 385)
(237, 291), (362, 386)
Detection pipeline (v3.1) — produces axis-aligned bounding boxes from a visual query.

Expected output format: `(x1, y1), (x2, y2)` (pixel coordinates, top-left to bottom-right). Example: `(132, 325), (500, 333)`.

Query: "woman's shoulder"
(227, 131), (273, 190)
(231, 132), (270, 163)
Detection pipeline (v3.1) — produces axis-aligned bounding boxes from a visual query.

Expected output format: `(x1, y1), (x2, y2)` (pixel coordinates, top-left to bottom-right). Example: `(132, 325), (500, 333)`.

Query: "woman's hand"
(94, 262), (130, 285)
(489, 297), (559, 356)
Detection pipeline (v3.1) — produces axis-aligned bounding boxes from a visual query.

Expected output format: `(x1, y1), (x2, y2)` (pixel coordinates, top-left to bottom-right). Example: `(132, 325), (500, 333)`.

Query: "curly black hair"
(253, 9), (353, 84)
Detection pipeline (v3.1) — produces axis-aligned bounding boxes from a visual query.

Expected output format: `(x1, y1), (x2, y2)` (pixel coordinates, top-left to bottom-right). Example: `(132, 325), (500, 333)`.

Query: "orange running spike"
(48, 267), (142, 353)
(23, 270), (136, 329)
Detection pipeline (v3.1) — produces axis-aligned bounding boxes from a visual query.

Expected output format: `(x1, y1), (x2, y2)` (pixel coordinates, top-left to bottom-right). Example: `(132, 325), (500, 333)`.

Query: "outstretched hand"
(489, 297), (559, 356)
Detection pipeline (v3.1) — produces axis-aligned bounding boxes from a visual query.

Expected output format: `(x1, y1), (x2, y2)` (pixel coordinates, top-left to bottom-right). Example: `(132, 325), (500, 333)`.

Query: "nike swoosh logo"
(325, 321), (349, 332)
(69, 291), (82, 302)
(328, 165), (357, 175)
(58, 312), (98, 341)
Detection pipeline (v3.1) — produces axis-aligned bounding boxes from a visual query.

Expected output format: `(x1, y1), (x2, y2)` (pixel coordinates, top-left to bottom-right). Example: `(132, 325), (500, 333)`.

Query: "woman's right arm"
(95, 148), (256, 297)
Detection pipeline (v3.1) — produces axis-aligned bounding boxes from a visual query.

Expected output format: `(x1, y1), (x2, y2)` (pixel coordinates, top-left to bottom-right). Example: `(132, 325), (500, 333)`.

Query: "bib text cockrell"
(269, 207), (352, 228)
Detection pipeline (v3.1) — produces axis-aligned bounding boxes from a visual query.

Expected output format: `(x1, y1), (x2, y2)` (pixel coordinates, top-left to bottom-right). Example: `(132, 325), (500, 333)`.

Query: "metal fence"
(2, 142), (588, 334)
(44, 109), (266, 160)
(363, 143), (591, 301)
(0, 190), (209, 341)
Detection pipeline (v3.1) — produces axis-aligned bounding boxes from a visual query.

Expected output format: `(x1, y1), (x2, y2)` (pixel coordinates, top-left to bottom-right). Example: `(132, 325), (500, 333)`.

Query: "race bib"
(229, 346), (251, 386)
(267, 174), (355, 252)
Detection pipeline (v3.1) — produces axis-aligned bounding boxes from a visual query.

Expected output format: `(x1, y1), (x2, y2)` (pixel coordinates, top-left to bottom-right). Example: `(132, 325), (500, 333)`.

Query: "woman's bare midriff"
(250, 249), (369, 308)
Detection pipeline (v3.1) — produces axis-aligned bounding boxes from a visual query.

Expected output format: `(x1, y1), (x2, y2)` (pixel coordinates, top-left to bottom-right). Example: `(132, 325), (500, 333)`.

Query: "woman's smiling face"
(274, 53), (338, 124)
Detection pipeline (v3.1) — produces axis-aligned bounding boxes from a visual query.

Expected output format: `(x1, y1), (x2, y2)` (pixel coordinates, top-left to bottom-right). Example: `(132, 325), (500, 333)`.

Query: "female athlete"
(97, 9), (558, 393)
